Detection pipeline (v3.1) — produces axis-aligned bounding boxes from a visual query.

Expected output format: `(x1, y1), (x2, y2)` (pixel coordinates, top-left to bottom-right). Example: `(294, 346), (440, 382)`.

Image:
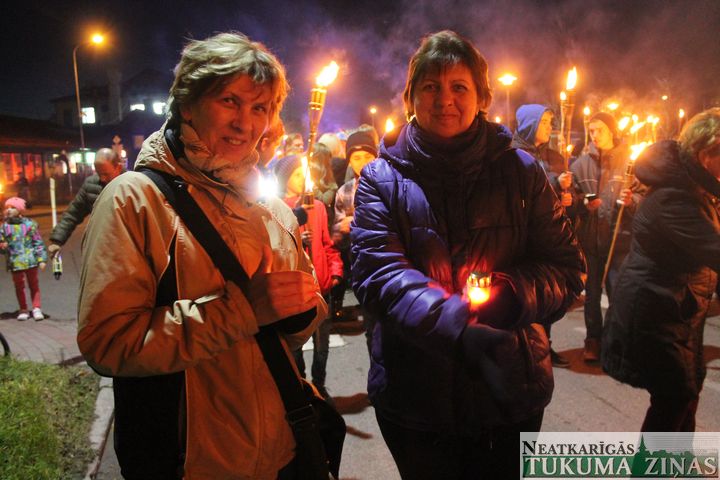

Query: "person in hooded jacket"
(602, 108), (720, 432)
(570, 112), (641, 362)
(512, 104), (576, 368)
(351, 30), (585, 479)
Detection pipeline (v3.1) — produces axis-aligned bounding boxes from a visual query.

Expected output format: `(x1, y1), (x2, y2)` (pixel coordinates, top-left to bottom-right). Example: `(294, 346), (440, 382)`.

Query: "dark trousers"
(584, 252), (619, 340)
(641, 393), (699, 432)
(376, 409), (543, 480)
(293, 303), (331, 386)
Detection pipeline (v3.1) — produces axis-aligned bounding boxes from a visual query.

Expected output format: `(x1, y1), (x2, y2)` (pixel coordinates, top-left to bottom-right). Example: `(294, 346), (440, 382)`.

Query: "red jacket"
(284, 196), (343, 295)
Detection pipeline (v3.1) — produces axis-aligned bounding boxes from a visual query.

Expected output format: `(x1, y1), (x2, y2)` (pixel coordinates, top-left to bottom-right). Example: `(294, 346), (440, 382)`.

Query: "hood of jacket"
(514, 104), (551, 147)
(635, 140), (720, 198)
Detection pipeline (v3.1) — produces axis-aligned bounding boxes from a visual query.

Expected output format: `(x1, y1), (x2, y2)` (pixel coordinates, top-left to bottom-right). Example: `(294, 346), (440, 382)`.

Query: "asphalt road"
(8, 211), (720, 480)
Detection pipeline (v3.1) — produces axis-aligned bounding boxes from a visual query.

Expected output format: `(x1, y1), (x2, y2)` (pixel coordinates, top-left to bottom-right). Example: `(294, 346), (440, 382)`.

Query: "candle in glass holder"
(466, 272), (491, 307)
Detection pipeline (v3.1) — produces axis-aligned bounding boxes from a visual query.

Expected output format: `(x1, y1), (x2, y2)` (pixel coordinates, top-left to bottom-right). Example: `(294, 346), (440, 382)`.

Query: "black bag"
(140, 168), (345, 479)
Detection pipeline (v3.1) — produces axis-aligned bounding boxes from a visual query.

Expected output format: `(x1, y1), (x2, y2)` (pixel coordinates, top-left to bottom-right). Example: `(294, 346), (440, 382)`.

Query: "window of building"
(82, 107), (96, 124)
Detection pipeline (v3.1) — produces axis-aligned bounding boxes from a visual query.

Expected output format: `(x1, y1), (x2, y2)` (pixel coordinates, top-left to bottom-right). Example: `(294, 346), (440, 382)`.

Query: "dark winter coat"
(49, 174), (104, 245)
(602, 140), (720, 397)
(570, 142), (641, 257)
(351, 118), (585, 432)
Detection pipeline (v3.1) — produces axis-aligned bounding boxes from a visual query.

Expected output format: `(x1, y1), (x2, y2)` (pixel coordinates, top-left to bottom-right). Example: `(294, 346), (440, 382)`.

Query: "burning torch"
(306, 61), (339, 163)
(466, 272), (492, 309)
(602, 142), (649, 288)
(49, 177), (62, 280)
(560, 67), (577, 168)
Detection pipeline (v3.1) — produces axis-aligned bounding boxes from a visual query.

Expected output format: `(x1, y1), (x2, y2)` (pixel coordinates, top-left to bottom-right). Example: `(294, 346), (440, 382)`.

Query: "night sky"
(2, 0), (719, 134)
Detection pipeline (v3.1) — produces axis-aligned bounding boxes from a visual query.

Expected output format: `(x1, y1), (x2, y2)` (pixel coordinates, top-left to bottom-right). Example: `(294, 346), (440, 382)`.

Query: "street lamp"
(369, 106), (377, 131)
(73, 32), (104, 151)
(497, 73), (517, 126)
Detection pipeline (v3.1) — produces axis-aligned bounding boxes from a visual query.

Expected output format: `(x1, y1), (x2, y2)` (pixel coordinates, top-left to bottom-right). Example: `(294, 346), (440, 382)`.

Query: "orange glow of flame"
(301, 156), (314, 192)
(560, 91), (567, 101)
(566, 67), (577, 91)
(566, 145), (574, 153)
(494, 116), (502, 123)
(607, 102), (619, 111)
(679, 108), (686, 119)
(316, 61), (339, 87)
(385, 118), (395, 133)
(618, 116), (631, 131)
(467, 273), (491, 307)
(629, 122), (646, 135)
(630, 142), (650, 161)
(583, 106), (591, 116)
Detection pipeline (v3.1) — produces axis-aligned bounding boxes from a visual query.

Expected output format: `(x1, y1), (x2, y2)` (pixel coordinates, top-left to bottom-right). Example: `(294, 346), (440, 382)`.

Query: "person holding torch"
(603, 108), (720, 432)
(351, 30), (585, 478)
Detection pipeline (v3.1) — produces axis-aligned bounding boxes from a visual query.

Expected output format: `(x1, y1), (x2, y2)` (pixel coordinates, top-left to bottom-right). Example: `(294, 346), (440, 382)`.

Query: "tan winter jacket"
(77, 129), (326, 479)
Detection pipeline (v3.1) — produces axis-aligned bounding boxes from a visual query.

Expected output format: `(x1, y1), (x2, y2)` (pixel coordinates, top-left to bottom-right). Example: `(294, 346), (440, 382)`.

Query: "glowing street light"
(369, 106), (377, 130)
(498, 73), (517, 126)
(73, 32), (105, 151)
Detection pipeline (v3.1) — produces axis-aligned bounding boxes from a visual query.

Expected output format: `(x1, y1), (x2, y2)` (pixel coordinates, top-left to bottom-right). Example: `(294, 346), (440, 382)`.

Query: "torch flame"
(560, 91), (567, 101)
(618, 116), (631, 132)
(679, 108), (686, 119)
(629, 122), (646, 135)
(316, 61), (339, 88)
(494, 115), (502, 123)
(566, 145), (574, 154)
(498, 73), (517, 86)
(566, 67), (577, 91)
(630, 142), (650, 161)
(583, 106), (591, 116)
(385, 118), (395, 134)
(607, 102), (619, 111)
(301, 156), (314, 192)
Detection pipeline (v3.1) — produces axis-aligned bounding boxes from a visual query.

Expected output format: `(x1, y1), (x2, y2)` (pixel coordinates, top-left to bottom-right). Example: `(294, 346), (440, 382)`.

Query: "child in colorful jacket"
(0, 197), (48, 321)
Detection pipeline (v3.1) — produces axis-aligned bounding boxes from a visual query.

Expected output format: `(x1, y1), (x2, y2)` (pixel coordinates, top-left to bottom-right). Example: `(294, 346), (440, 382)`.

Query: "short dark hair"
(403, 30), (492, 120)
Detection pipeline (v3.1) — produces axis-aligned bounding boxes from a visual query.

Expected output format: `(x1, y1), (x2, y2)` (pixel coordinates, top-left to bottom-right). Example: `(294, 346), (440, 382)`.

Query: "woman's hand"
(617, 188), (633, 207)
(558, 171), (573, 190)
(246, 246), (318, 326)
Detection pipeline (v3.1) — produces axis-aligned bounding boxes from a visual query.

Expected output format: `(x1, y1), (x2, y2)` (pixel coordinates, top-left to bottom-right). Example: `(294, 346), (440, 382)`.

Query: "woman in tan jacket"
(77, 32), (325, 479)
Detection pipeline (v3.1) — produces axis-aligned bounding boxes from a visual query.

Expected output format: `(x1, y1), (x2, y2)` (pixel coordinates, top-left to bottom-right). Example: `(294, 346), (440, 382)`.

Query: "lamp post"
(497, 73), (517, 127)
(72, 33), (104, 151)
(369, 106), (377, 131)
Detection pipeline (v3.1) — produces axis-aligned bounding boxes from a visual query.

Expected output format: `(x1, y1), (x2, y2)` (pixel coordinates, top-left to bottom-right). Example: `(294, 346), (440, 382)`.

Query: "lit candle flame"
(583, 106), (591, 116)
(566, 67), (577, 91)
(618, 116), (631, 132)
(316, 61), (339, 88)
(607, 102), (619, 111)
(385, 118), (395, 134)
(467, 273), (491, 307)
(630, 142), (650, 161)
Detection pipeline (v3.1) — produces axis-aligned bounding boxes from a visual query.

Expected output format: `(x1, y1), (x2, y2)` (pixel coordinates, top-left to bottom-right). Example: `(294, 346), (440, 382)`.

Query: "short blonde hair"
(679, 107), (720, 159)
(168, 32), (289, 126)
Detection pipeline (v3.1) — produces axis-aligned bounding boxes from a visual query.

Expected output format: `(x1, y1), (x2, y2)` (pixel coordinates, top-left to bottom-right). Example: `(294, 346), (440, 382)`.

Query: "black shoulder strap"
(137, 168), (311, 423)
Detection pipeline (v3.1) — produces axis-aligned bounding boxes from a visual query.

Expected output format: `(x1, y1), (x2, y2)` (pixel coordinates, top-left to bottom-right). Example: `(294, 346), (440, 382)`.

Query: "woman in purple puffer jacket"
(351, 30), (585, 479)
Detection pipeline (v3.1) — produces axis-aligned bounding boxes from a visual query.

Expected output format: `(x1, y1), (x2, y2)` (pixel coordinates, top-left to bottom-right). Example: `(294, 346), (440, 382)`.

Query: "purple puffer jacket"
(351, 119), (585, 432)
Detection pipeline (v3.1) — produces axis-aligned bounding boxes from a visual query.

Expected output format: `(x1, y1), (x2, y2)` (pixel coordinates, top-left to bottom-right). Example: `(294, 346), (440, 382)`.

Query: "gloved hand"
(48, 243), (61, 260)
(471, 279), (522, 329)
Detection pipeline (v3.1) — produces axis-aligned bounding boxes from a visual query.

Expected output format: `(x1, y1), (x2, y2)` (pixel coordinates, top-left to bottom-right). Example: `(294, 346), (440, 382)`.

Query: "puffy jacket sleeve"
(50, 178), (97, 245)
(497, 157), (586, 327)
(29, 220), (48, 264)
(77, 176), (262, 377)
(351, 162), (470, 352)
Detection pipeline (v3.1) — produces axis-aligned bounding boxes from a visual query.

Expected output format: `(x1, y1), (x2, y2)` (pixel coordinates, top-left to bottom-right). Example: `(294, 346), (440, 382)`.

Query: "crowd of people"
(2, 27), (719, 480)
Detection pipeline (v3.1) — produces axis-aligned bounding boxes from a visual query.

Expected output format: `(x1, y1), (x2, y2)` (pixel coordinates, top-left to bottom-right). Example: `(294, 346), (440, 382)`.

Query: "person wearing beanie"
(512, 104), (574, 368)
(276, 154), (343, 400)
(331, 128), (378, 320)
(570, 110), (644, 362)
(0, 196), (48, 321)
